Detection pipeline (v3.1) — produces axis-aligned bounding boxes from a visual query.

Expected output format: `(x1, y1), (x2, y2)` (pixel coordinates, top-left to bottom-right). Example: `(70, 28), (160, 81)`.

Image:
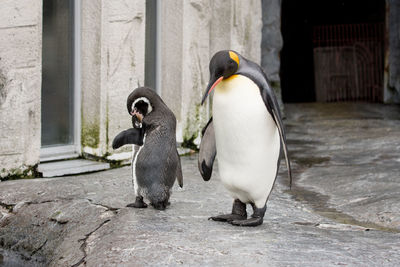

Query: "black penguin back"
(129, 87), (181, 204)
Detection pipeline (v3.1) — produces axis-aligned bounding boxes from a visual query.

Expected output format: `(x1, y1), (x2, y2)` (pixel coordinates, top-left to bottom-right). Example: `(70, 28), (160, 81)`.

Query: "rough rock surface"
(0, 103), (399, 266)
(286, 103), (400, 232)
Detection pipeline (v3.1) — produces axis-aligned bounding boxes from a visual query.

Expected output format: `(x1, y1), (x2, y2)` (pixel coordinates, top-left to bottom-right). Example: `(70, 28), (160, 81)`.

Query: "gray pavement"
(0, 103), (399, 266)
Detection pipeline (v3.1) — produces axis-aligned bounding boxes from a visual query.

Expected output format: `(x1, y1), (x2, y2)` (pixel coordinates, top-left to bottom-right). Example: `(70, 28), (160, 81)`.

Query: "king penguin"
(112, 87), (183, 210)
(198, 50), (292, 226)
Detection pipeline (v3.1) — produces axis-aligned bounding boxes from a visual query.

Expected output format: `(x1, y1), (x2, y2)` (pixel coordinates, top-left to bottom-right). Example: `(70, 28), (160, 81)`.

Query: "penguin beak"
(131, 108), (144, 128)
(201, 76), (223, 105)
(131, 110), (144, 121)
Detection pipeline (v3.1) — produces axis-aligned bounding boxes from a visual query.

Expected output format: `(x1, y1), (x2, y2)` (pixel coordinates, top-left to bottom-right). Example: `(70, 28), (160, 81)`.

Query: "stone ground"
(0, 103), (400, 267)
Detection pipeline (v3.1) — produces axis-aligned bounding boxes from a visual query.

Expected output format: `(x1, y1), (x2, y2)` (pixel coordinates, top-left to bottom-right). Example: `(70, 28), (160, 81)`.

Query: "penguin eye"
(131, 97), (153, 115)
(135, 101), (149, 115)
(215, 66), (224, 77)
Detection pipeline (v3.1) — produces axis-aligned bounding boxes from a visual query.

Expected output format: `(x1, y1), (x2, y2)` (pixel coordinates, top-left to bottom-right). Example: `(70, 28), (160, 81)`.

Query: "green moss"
(0, 164), (39, 181)
(181, 135), (198, 151)
(182, 103), (202, 151)
(81, 123), (100, 148)
(105, 103), (110, 151)
(109, 161), (123, 169)
(105, 118), (109, 149)
(51, 211), (61, 217)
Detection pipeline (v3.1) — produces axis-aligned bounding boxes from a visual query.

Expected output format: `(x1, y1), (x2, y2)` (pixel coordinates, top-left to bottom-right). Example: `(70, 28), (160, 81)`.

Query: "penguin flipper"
(198, 118), (216, 181)
(112, 128), (145, 149)
(176, 150), (183, 188)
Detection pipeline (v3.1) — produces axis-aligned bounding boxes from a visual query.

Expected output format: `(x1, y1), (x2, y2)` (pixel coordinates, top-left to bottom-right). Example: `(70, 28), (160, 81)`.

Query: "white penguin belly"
(131, 134), (146, 196)
(213, 75), (280, 208)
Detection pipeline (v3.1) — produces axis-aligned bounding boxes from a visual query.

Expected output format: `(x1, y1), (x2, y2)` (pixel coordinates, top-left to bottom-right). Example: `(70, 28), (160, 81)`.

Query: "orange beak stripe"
(208, 76), (224, 96)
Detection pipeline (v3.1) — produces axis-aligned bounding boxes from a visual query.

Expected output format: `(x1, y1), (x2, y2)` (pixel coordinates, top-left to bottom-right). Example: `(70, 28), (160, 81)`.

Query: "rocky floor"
(0, 103), (399, 266)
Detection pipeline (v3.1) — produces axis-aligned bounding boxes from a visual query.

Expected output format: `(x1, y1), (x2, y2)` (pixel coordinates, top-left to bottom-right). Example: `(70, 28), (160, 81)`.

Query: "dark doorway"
(280, 0), (385, 103)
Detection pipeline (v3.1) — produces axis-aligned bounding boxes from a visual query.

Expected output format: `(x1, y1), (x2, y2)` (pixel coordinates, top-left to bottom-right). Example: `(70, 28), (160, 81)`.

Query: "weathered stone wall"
(385, 0), (400, 103)
(160, 0), (262, 145)
(81, 0), (146, 157)
(0, 0), (42, 178)
(81, 0), (103, 156)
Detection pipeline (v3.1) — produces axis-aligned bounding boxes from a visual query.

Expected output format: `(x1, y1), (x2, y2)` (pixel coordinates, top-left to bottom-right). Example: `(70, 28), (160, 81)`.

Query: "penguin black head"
(127, 93), (153, 128)
(201, 50), (240, 104)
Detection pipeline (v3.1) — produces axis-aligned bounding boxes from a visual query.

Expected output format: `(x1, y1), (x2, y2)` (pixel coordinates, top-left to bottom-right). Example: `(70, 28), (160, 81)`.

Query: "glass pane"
(41, 0), (74, 147)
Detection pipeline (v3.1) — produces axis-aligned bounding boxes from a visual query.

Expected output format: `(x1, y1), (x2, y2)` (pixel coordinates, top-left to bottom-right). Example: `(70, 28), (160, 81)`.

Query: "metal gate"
(313, 23), (384, 102)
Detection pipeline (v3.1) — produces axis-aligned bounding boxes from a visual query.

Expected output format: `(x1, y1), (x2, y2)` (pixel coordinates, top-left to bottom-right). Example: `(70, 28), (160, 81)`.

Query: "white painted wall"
(0, 0), (42, 178)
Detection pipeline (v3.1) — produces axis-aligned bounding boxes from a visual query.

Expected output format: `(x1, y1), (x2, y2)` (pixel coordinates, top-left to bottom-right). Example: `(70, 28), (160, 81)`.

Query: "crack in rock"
(49, 216), (69, 225)
(71, 219), (111, 267)
(25, 197), (75, 206)
(25, 199), (58, 205)
(86, 198), (120, 214)
(0, 202), (15, 213)
(30, 239), (48, 256)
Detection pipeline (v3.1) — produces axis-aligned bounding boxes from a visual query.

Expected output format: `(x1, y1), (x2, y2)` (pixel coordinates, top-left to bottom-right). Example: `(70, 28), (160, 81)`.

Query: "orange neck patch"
(229, 51), (239, 66)
(223, 74), (239, 82)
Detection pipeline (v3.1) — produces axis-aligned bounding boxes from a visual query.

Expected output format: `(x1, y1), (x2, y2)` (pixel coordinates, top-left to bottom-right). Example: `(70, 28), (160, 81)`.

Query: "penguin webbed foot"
(126, 196), (148, 208)
(209, 213), (247, 222)
(209, 199), (247, 222)
(230, 203), (267, 227)
(230, 217), (263, 227)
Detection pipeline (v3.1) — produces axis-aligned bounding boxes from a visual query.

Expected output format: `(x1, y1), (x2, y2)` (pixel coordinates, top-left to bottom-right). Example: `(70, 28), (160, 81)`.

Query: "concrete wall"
(0, 0), (42, 178)
(384, 0), (400, 103)
(81, 0), (146, 157)
(160, 0), (262, 145)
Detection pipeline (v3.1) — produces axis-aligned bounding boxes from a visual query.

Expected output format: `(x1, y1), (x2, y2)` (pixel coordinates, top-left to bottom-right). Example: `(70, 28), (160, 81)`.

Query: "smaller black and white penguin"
(199, 50), (292, 226)
(112, 87), (183, 210)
